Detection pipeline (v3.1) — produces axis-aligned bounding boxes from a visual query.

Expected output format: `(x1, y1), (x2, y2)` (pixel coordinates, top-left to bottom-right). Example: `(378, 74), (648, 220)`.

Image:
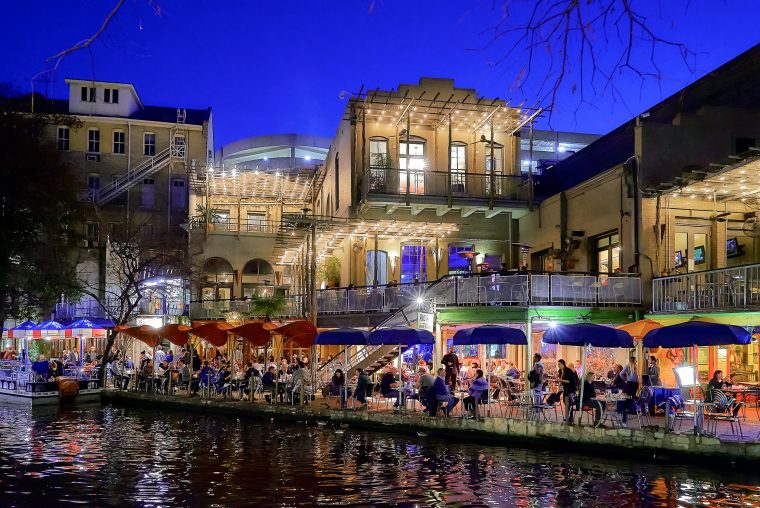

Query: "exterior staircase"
(316, 276), (457, 385)
(96, 148), (173, 206)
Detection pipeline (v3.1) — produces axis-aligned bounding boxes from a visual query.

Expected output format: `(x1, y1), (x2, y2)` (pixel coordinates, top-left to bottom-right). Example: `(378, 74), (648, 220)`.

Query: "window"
(141, 178), (155, 208)
(485, 143), (504, 195)
(247, 212), (266, 231)
(334, 153), (339, 210)
(369, 137), (389, 191)
(450, 142), (467, 193)
(80, 86), (95, 102)
(57, 126), (70, 151)
(366, 250), (389, 285)
(171, 179), (186, 209)
(594, 232), (621, 274)
(171, 133), (185, 157)
(86, 222), (99, 247)
(217, 209), (231, 228)
(144, 133), (156, 156)
(103, 88), (119, 104)
(88, 128), (100, 153)
(400, 244), (426, 283)
(112, 130), (125, 154)
(399, 137), (426, 194)
(86, 174), (100, 201)
(448, 243), (474, 274)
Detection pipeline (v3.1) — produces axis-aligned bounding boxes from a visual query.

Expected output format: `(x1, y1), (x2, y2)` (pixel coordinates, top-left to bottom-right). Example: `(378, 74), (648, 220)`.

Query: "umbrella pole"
(577, 345), (588, 425)
(398, 345), (403, 413)
(693, 344), (698, 435)
(486, 345), (491, 419)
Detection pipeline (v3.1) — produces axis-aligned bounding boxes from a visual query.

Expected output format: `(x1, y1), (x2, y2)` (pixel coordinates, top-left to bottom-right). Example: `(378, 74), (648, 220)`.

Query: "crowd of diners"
(8, 346), (105, 382)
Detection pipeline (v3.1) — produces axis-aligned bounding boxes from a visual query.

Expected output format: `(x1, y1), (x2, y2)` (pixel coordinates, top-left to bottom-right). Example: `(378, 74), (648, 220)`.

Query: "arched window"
(399, 135), (426, 194)
(242, 258), (274, 276)
(202, 257), (233, 284)
(448, 242), (474, 274)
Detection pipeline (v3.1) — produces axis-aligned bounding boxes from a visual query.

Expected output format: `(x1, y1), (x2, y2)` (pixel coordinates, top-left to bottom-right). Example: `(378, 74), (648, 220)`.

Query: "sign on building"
(417, 311), (435, 333)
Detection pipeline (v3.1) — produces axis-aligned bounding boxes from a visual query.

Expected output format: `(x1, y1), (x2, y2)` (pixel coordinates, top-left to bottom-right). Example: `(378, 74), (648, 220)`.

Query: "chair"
(709, 401), (744, 437)
(661, 394), (695, 431)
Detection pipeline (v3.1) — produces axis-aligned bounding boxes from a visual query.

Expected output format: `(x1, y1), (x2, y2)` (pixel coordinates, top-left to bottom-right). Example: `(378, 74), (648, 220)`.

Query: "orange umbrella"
(190, 322), (235, 348)
(118, 325), (161, 348)
(617, 319), (662, 340)
(276, 320), (318, 348)
(157, 324), (192, 346)
(230, 321), (277, 347)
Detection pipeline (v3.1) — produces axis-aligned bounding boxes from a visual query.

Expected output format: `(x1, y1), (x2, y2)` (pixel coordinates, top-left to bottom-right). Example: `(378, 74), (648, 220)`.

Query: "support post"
(405, 113), (411, 206)
(489, 120), (495, 210)
(447, 117), (452, 207)
(528, 119), (535, 211)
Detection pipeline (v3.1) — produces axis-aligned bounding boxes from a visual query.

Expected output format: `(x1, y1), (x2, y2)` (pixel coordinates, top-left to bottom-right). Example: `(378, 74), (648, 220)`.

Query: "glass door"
(399, 141), (425, 194)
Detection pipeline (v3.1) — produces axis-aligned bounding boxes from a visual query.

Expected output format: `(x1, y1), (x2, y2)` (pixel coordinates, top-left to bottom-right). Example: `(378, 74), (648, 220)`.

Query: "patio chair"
(535, 391), (561, 422)
(709, 400), (744, 437)
(661, 394), (695, 432)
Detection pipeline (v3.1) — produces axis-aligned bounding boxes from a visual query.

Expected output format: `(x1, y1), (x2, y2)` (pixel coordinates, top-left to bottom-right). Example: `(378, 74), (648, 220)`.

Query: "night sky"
(2, 1), (757, 147)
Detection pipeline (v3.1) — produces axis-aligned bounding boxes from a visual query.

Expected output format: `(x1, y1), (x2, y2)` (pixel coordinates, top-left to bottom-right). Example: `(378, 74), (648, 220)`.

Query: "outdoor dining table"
(597, 393), (631, 427)
(722, 385), (760, 418)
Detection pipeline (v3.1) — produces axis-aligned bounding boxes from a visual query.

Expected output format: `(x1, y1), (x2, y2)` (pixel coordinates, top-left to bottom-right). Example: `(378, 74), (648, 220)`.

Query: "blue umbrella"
(453, 325), (527, 418)
(315, 328), (370, 345)
(367, 326), (434, 346)
(543, 324), (633, 425)
(642, 321), (750, 348)
(542, 323), (633, 348)
(452, 325), (527, 345)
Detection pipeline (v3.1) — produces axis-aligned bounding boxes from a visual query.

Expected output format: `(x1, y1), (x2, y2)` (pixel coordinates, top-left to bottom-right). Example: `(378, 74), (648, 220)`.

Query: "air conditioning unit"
(86, 153), (100, 162)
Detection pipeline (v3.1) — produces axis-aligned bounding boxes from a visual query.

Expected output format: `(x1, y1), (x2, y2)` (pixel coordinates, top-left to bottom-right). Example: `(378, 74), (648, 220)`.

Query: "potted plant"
(317, 256), (341, 288)
(250, 295), (287, 322)
(195, 204), (223, 231)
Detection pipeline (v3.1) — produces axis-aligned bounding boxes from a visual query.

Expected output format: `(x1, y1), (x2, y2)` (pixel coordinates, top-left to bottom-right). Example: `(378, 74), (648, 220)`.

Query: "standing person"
(354, 368), (370, 409)
(191, 349), (201, 372)
(557, 359), (578, 423)
(441, 346), (460, 391)
(647, 356), (661, 386)
(620, 356), (639, 397)
(528, 353), (545, 404)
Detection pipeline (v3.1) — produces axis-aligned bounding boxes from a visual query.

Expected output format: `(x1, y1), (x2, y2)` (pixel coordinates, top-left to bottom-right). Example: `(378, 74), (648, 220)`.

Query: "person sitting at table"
(557, 359), (578, 423)
(216, 362), (233, 396)
(140, 360), (154, 391)
(290, 361), (308, 404)
(329, 369), (348, 408)
(430, 368), (459, 416)
(157, 359), (172, 393)
(262, 365), (284, 403)
(354, 368), (370, 409)
(726, 373), (736, 387)
(463, 369), (488, 419)
(706, 370), (728, 402)
(409, 367), (435, 410)
(48, 360), (63, 379)
(579, 372), (603, 427)
(493, 360), (507, 377)
(380, 365), (403, 410)
(647, 356), (661, 387)
(505, 361), (520, 379)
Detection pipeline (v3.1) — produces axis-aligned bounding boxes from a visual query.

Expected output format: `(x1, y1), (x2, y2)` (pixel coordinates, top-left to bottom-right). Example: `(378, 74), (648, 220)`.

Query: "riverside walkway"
(103, 389), (760, 464)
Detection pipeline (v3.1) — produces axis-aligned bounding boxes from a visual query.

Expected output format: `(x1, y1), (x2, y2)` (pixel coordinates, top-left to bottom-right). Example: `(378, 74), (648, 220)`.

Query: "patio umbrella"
(617, 319), (662, 340)
(190, 322), (235, 348)
(644, 320), (750, 434)
(230, 321), (277, 347)
(65, 319), (106, 338)
(368, 326), (434, 413)
(118, 325), (161, 348)
(316, 328), (371, 406)
(543, 324), (633, 424)
(8, 320), (36, 338)
(453, 325), (528, 417)
(276, 320), (318, 349)
(157, 324), (192, 347)
(32, 320), (66, 338)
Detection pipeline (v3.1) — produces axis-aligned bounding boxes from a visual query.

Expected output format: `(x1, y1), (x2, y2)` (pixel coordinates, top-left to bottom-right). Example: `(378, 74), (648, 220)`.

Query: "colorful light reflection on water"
(0, 404), (758, 506)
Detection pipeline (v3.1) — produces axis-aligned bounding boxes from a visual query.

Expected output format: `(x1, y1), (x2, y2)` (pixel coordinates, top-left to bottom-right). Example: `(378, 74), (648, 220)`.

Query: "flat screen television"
(727, 237), (739, 258)
(694, 245), (706, 265)
(674, 250), (684, 268)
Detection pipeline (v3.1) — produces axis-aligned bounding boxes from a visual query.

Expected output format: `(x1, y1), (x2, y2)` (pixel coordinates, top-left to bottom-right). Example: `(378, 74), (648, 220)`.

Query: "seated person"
(579, 372), (603, 427)
(329, 369), (349, 407)
(178, 361), (191, 389)
(262, 366), (283, 402)
(463, 369), (488, 418)
(354, 368), (370, 408)
(706, 370), (728, 402)
(48, 360), (64, 379)
(429, 368), (459, 416)
(504, 361), (520, 379)
(380, 366), (403, 409)
(410, 367), (435, 409)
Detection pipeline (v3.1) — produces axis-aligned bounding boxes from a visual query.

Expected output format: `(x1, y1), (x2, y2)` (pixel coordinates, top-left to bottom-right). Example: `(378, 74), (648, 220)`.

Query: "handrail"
(653, 262), (760, 280)
(97, 148), (173, 206)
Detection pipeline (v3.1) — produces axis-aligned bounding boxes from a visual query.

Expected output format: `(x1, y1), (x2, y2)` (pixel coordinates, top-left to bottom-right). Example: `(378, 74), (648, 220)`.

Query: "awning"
(542, 323), (633, 348)
(452, 324), (527, 345)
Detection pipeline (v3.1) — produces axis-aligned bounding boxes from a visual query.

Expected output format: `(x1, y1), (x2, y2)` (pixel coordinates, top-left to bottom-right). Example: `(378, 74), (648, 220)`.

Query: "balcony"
(364, 167), (530, 206)
(316, 272), (641, 315)
(189, 216), (278, 234)
(56, 296), (186, 320)
(651, 263), (760, 313)
(188, 296), (304, 320)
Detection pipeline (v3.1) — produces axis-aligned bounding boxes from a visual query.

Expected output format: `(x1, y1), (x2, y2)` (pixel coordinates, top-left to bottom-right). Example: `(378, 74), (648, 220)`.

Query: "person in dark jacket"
(354, 368), (370, 408)
(557, 359), (578, 423)
(580, 372), (603, 426)
(441, 347), (460, 391)
(430, 368), (458, 416)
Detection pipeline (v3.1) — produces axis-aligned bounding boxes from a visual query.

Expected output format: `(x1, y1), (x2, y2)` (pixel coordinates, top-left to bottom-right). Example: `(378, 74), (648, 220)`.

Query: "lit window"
(113, 130), (125, 154)
(144, 133), (156, 156)
(450, 143), (466, 193)
(57, 126), (69, 151)
(88, 128), (100, 153)
(594, 232), (621, 274)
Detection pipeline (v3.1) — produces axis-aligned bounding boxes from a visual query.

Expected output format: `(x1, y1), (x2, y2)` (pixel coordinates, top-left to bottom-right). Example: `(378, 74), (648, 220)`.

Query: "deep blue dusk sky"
(1, 1), (757, 147)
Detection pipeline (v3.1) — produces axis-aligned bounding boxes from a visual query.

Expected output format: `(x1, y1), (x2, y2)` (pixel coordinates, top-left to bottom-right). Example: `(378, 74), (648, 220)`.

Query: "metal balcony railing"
(365, 166), (530, 202)
(315, 272), (641, 315)
(651, 263), (760, 313)
(188, 216), (278, 233)
(188, 295), (304, 320)
(56, 297), (186, 320)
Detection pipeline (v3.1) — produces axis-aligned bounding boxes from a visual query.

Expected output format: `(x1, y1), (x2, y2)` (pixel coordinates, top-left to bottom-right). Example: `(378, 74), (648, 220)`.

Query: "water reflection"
(0, 404), (758, 506)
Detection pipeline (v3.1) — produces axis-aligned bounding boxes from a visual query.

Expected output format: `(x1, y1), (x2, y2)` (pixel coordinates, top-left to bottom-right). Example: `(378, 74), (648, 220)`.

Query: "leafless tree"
(477, 0), (696, 119)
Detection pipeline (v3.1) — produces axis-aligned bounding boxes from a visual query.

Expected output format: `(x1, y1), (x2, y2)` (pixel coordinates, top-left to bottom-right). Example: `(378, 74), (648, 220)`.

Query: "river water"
(0, 404), (758, 507)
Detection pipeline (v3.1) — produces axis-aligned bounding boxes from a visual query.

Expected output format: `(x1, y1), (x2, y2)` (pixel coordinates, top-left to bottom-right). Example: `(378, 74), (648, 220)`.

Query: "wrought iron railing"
(651, 263), (760, 313)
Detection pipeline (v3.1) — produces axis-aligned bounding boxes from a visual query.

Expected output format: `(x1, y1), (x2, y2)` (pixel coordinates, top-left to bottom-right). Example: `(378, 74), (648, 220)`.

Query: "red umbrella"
(157, 324), (192, 346)
(276, 320), (318, 348)
(230, 321), (277, 347)
(190, 322), (234, 348)
(117, 325), (161, 348)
